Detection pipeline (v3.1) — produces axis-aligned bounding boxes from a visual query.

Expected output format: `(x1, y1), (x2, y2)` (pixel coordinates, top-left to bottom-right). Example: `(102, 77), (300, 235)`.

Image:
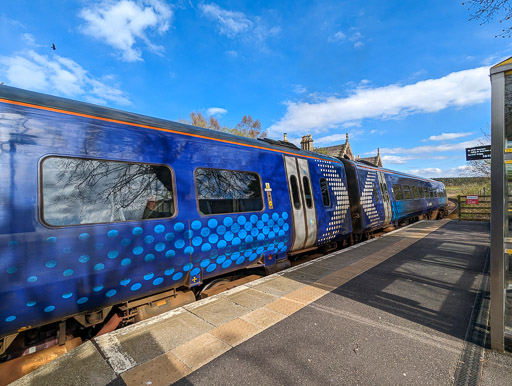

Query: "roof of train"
(345, 158), (444, 185)
(0, 85), (337, 163)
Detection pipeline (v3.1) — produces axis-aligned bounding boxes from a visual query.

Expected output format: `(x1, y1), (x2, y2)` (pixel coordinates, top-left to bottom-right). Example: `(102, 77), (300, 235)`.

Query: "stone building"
(298, 133), (382, 167)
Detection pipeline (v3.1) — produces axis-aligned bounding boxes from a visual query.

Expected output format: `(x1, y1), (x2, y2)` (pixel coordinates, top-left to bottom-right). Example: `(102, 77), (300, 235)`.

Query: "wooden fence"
(457, 195), (490, 221)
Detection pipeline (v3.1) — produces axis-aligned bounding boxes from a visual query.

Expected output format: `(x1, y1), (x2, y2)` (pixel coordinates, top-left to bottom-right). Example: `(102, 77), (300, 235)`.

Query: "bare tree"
(182, 112), (266, 139)
(463, 0), (512, 37)
(461, 127), (491, 177)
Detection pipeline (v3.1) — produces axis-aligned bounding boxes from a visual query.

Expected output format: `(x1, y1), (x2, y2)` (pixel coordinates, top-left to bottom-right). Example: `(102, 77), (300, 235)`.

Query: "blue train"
(0, 86), (447, 355)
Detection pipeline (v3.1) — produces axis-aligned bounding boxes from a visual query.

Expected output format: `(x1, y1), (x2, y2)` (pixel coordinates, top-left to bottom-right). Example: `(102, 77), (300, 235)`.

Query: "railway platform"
(12, 219), (509, 385)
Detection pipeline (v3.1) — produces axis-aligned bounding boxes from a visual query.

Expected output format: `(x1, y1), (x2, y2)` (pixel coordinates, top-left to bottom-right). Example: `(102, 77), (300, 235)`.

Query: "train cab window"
(392, 184), (404, 200)
(320, 178), (331, 207)
(42, 157), (175, 226)
(302, 176), (313, 208)
(412, 186), (419, 199)
(373, 183), (380, 203)
(195, 168), (263, 215)
(290, 175), (301, 210)
(402, 185), (412, 200)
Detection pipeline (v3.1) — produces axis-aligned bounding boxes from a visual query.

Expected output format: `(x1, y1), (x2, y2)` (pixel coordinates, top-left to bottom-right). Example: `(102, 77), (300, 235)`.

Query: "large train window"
(402, 185), (412, 200)
(418, 187), (424, 198)
(412, 186), (419, 199)
(41, 157), (175, 226)
(195, 168), (263, 215)
(320, 178), (331, 207)
(302, 176), (313, 208)
(290, 175), (301, 209)
(393, 184), (404, 200)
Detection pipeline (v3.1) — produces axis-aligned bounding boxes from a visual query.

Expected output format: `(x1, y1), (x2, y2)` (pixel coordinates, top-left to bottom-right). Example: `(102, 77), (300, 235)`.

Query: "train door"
(377, 171), (392, 226)
(284, 156), (318, 251)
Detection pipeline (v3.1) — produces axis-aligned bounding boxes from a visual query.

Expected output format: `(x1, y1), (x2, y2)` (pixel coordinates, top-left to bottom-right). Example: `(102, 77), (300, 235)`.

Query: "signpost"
(466, 145), (491, 161)
(466, 195), (479, 205)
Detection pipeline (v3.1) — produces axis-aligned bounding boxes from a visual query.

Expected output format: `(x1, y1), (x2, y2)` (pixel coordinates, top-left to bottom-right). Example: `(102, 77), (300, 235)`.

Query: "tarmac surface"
(13, 219), (511, 386)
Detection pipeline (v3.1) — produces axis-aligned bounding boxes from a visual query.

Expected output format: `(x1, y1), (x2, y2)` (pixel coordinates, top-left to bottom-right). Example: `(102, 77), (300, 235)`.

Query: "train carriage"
(0, 86), (353, 348)
(341, 158), (447, 238)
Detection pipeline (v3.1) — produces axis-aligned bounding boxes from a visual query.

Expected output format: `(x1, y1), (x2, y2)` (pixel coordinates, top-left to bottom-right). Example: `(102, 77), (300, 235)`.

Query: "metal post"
(490, 61), (509, 351)
(458, 195), (461, 221)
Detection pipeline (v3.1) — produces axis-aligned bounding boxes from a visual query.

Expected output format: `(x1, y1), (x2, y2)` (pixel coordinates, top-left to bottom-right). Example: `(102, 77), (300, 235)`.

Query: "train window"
(302, 176), (313, 208)
(392, 184), (404, 200)
(403, 185), (412, 200)
(290, 175), (301, 210)
(42, 157), (175, 226)
(320, 178), (331, 207)
(373, 183), (380, 203)
(412, 186), (419, 199)
(418, 187), (424, 198)
(195, 168), (263, 215)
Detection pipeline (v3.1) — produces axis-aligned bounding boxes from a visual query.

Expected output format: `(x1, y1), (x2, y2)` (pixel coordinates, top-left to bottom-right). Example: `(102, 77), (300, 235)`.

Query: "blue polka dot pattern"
(2, 211), (291, 336)
(79, 255), (90, 263)
(108, 250), (119, 259)
(154, 224), (165, 233)
(108, 230), (119, 238)
(131, 283), (142, 291)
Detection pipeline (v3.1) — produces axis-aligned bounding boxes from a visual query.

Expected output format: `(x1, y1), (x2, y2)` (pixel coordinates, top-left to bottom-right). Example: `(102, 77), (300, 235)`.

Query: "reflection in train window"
(393, 184), (404, 200)
(195, 168), (263, 215)
(412, 186), (419, 199)
(403, 185), (412, 200)
(320, 178), (331, 207)
(303, 176), (313, 208)
(42, 157), (175, 226)
(290, 175), (301, 210)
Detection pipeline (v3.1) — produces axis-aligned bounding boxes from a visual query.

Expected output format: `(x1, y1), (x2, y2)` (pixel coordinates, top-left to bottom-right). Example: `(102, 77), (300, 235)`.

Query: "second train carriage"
(341, 158), (447, 238)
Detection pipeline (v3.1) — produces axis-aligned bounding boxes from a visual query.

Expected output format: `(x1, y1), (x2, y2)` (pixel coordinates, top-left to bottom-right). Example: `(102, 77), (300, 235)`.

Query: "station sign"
(465, 145), (491, 161)
(466, 195), (479, 205)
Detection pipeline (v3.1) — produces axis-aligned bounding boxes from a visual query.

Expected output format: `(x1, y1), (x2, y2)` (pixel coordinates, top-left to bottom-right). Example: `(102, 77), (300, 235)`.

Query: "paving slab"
(11, 341), (116, 386)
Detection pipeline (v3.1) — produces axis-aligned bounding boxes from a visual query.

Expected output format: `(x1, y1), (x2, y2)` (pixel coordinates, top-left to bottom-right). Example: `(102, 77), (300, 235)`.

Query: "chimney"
(283, 133), (288, 142)
(301, 134), (314, 151)
(346, 133), (349, 142)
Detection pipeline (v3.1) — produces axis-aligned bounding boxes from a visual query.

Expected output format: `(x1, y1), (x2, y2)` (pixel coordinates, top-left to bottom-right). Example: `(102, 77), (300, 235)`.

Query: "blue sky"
(0, 1), (508, 177)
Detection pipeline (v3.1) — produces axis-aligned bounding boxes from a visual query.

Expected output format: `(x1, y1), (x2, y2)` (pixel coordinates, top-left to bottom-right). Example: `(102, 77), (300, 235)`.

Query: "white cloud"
(0, 50), (130, 105)
(268, 66), (490, 137)
(199, 3), (279, 44)
(79, 0), (173, 62)
(328, 31), (346, 42)
(378, 138), (482, 155)
(409, 165), (474, 178)
(408, 167), (443, 177)
(199, 3), (252, 37)
(207, 107), (227, 116)
(293, 84), (307, 94)
(381, 155), (414, 164)
(315, 133), (349, 145)
(423, 132), (473, 141)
